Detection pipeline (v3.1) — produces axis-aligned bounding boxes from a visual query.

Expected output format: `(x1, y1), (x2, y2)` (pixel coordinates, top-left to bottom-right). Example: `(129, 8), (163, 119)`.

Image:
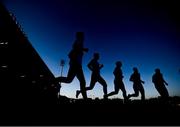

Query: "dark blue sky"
(4, 0), (180, 99)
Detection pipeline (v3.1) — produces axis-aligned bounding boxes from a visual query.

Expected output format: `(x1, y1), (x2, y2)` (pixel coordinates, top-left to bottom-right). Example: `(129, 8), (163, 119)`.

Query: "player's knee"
(87, 86), (93, 90)
(103, 84), (107, 89)
(134, 93), (139, 97)
(65, 77), (74, 83)
(114, 90), (119, 94)
(80, 80), (86, 85)
(66, 79), (72, 83)
(122, 89), (126, 94)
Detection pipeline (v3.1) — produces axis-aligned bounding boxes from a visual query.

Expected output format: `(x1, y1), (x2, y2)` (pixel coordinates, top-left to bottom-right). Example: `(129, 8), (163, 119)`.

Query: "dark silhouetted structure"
(0, 3), (59, 105)
(106, 61), (127, 100)
(152, 68), (169, 100)
(76, 53), (107, 99)
(128, 67), (145, 100)
(56, 32), (88, 99)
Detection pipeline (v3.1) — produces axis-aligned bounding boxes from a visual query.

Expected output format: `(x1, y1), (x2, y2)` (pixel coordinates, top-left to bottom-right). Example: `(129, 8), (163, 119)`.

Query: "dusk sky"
(4, 0), (180, 99)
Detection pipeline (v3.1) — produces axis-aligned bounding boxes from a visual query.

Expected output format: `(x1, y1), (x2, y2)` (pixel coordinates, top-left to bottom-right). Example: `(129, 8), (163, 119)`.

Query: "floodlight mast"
(58, 59), (65, 97)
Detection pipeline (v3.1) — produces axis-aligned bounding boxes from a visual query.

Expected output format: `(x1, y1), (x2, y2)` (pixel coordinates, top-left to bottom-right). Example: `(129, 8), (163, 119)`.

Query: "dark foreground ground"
(1, 96), (180, 126)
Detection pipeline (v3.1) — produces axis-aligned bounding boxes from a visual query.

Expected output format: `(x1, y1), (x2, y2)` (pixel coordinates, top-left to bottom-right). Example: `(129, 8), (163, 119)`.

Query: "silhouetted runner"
(76, 53), (107, 99)
(106, 61), (127, 100)
(128, 67), (145, 100)
(152, 68), (169, 99)
(56, 32), (88, 99)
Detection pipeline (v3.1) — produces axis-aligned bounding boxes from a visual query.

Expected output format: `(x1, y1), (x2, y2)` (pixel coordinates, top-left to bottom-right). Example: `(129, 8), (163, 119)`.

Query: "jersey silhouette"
(76, 53), (107, 99)
(56, 32), (88, 99)
(152, 68), (169, 99)
(128, 67), (145, 100)
(106, 61), (127, 100)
